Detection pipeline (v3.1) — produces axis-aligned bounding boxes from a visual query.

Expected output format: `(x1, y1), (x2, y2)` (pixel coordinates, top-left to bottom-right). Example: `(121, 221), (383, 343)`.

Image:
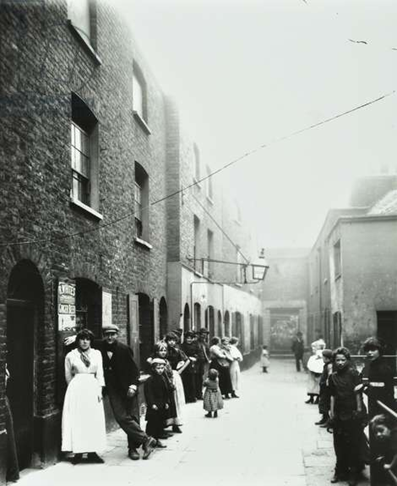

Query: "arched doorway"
(159, 297), (168, 339)
(7, 260), (44, 470)
(235, 312), (244, 351)
(207, 306), (215, 337)
(137, 293), (153, 369)
(183, 303), (190, 332)
(224, 311), (230, 337)
(217, 310), (223, 337)
(193, 302), (201, 330)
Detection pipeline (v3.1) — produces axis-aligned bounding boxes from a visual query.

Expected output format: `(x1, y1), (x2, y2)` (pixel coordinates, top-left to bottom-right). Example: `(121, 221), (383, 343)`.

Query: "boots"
(205, 412), (212, 418)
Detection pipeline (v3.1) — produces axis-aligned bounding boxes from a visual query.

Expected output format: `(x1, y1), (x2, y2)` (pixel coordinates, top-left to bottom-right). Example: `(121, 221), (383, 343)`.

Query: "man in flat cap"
(65, 324), (156, 460)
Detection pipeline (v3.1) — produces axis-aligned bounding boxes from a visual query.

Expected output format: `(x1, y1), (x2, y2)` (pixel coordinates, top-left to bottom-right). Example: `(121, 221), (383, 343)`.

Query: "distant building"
(261, 248), (309, 354)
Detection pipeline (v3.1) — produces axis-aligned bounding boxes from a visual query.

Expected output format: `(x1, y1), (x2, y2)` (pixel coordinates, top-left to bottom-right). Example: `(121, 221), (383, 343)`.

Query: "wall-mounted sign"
(58, 281), (76, 331)
(102, 290), (112, 327)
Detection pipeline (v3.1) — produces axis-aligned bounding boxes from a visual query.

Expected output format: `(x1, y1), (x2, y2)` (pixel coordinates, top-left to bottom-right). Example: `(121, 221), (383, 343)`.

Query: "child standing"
(260, 345), (270, 373)
(369, 414), (397, 485)
(203, 369), (223, 418)
(144, 358), (171, 450)
(315, 349), (333, 427)
(329, 347), (365, 486)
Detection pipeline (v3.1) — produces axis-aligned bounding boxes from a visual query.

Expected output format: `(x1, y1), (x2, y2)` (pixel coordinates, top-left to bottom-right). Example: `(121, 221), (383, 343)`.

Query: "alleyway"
(14, 359), (369, 486)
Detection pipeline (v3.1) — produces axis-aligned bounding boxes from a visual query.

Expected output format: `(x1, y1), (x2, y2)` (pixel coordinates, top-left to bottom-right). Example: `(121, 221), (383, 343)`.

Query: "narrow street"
(14, 359), (368, 486)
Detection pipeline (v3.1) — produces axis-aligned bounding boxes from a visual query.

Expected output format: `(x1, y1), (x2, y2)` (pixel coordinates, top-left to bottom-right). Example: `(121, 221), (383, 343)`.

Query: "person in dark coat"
(195, 328), (211, 400)
(329, 347), (366, 486)
(144, 358), (171, 448)
(180, 331), (200, 403)
(360, 337), (396, 485)
(291, 331), (305, 372)
(65, 324), (156, 460)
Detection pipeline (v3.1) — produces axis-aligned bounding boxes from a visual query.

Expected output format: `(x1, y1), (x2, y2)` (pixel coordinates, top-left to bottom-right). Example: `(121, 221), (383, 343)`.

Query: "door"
(377, 311), (397, 373)
(6, 300), (34, 470)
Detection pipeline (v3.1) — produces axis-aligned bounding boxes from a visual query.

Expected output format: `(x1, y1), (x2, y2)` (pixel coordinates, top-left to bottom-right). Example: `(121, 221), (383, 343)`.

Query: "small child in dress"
(203, 368), (224, 418)
(261, 345), (270, 373)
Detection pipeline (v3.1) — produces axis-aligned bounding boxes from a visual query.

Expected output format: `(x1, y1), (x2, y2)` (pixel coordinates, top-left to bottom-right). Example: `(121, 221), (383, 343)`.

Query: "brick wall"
(0, 0), (168, 475)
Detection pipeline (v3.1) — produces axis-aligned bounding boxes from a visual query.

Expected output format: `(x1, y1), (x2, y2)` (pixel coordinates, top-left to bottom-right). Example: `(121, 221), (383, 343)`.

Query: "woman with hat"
(62, 329), (106, 464)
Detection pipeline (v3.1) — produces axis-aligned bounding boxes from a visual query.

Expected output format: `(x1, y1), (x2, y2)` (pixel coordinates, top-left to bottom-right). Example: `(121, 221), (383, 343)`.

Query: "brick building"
(0, 1), (263, 481)
(307, 174), (397, 353)
(261, 175), (397, 356)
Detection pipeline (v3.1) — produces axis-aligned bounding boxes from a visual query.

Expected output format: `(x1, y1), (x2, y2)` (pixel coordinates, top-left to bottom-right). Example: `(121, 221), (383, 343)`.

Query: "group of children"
(143, 331), (244, 447)
(309, 338), (397, 486)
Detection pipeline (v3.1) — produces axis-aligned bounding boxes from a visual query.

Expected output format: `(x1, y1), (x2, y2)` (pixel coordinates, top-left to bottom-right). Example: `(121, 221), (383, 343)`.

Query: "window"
(135, 163), (149, 242)
(70, 93), (100, 216)
(234, 200), (241, 223)
(193, 145), (200, 182)
(334, 240), (341, 278)
(194, 216), (201, 273)
(236, 248), (244, 283)
(68, 0), (91, 45)
(133, 63), (149, 131)
(206, 165), (213, 200)
(206, 230), (214, 278)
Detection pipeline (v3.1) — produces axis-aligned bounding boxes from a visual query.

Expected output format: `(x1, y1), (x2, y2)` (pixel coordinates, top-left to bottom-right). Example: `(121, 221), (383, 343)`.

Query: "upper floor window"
(193, 144), (200, 182)
(135, 162), (149, 242)
(334, 240), (341, 278)
(236, 248), (244, 283)
(194, 215), (201, 273)
(70, 93), (100, 217)
(133, 63), (150, 133)
(206, 229), (214, 278)
(206, 165), (213, 200)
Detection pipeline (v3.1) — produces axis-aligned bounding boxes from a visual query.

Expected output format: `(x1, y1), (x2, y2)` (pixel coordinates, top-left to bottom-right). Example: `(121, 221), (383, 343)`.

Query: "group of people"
(61, 325), (244, 465)
(302, 336), (397, 486)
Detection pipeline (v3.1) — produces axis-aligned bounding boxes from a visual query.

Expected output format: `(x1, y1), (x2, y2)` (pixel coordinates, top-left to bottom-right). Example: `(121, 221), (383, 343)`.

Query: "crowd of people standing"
(60, 325), (244, 465)
(293, 331), (397, 486)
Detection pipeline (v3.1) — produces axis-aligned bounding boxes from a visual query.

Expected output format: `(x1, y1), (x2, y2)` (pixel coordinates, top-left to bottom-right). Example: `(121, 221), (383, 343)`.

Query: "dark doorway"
(7, 260), (44, 471)
(183, 303), (190, 332)
(138, 293), (153, 369)
(207, 306), (215, 337)
(217, 310), (222, 337)
(377, 311), (397, 373)
(193, 303), (201, 330)
(75, 278), (102, 337)
(270, 309), (300, 354)
(159, 298), (168, 339)
(224, 311), (230, 337)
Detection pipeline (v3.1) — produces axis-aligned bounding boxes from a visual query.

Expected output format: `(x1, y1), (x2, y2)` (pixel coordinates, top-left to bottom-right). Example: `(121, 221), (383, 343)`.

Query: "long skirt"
(62, 374), (106, 453)
(166, 370), (186, 427)
(229, 361), (241, 391)
(203, 389), (224, 412)
(307, 371), (321, 395)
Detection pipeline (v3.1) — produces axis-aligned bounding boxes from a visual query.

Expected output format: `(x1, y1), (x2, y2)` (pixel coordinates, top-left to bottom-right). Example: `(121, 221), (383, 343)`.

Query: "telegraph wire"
(0, 90), (394, 250)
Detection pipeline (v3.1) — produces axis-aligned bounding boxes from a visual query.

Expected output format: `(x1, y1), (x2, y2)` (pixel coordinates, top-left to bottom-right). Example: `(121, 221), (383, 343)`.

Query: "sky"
(113, 0), (397, 249)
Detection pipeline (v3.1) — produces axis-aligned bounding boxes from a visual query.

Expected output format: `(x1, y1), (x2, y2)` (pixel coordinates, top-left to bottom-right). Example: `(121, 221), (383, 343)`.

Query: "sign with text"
(58, 281), (76, 331)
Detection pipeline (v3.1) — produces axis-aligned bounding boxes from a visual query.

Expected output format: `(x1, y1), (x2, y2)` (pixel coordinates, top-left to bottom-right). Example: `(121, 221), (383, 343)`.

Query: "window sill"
(193, 270), (204, 278)
(134, 237), (153, 250)
(70, 197), (103, 220)
(206, 196), (214, 205)
(133, 111), (152, 134)
(67, 20), (102, 66)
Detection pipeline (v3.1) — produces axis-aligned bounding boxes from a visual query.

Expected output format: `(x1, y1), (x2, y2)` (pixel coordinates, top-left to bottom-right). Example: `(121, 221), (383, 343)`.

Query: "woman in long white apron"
(62, 329), (106, 464)
(229, 337), (243, 398)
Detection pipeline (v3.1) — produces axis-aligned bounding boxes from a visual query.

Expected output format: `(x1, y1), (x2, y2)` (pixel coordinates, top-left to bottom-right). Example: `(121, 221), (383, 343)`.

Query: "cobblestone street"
(12, 359), (370, 486)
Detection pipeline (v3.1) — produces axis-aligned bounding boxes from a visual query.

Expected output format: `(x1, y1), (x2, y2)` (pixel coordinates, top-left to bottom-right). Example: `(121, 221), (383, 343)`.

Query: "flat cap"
(102, 324), (120, 334)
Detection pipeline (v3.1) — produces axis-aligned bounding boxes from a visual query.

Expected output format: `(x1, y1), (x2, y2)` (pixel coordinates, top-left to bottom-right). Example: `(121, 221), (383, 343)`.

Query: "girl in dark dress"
(209, 337), (233, 399)
(144, 358), (171, 449)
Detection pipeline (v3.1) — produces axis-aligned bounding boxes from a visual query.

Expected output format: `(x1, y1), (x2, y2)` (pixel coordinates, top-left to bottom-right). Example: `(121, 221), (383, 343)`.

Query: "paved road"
(14, 359), (370, 486)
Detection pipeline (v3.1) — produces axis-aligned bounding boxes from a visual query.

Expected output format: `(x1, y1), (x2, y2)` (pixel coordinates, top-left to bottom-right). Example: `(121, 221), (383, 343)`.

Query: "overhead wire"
(0, 90), (394, 250)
